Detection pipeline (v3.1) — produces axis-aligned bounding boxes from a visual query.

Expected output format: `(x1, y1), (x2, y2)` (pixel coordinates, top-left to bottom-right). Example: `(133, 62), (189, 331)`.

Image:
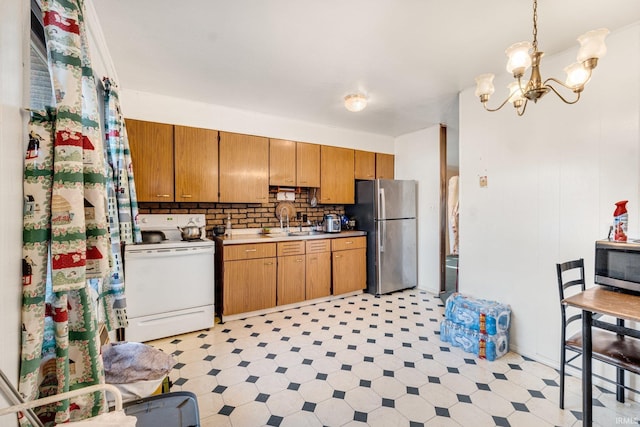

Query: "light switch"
(479, 176), (488, 188)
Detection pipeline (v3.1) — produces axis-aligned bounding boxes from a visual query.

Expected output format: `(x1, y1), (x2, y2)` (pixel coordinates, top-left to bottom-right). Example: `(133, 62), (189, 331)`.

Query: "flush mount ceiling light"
(474, 0), (609, 116)
(344, 93), (368, 112)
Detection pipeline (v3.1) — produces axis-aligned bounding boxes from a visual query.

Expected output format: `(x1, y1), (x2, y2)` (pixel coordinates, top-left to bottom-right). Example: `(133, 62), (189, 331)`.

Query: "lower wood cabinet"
(222, 243), (276, 315)
(332, 237), (366, 295)
(305, 240), (331, 299)
(277, 241), (306, 306)
(218, 236), (365, 318)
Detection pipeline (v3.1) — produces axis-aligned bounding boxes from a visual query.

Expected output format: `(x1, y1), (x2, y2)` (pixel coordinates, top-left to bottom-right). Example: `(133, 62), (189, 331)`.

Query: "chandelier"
(474, 0), (609, 116)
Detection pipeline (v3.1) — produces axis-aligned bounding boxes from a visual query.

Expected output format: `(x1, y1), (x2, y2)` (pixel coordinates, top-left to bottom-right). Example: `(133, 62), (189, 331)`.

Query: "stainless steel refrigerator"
(346, 179), (417, 295)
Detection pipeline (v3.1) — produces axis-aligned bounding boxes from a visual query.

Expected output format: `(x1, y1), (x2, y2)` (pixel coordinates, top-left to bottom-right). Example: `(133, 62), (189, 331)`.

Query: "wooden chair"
(557, 258), (640, 409)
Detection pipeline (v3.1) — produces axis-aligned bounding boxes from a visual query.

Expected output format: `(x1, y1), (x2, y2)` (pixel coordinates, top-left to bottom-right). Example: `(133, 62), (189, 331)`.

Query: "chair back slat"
(566, 313), (582, 325)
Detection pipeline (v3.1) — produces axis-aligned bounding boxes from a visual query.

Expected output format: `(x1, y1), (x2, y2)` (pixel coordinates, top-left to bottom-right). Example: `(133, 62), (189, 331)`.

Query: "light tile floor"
(147, 290), (638, 426)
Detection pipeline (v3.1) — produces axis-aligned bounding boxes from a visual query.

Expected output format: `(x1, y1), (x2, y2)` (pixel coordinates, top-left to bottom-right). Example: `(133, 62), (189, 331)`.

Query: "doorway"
(439, 124), (459, 303)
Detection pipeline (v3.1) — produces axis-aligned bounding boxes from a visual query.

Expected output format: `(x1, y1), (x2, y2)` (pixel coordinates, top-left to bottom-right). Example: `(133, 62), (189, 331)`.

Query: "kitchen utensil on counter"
(275, 201), (297, 221)
(310, 188), (318, 207)
(177, 219), (204, 240)
(213, 225), (226, 236)
(323, 214), (341, 233)
(141, 230), (167, 243)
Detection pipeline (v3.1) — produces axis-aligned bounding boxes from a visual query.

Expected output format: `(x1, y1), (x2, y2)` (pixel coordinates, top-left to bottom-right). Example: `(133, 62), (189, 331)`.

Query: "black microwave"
(595, 240), (640, 293)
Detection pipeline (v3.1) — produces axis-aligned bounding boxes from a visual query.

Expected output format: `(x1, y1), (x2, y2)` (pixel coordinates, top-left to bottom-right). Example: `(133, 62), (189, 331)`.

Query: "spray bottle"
(613, 200), (628, 242)
(225, 214), (232, 237)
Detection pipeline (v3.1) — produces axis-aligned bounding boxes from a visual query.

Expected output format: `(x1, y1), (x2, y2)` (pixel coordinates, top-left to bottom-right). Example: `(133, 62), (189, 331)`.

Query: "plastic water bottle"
(439, 320), (450, 342)
(486, 308), (497, 335)
(486, 338), (496, 361)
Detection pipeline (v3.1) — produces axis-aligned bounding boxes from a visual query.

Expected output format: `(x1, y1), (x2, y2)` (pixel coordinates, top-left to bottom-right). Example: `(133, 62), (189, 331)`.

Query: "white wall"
(458, 24), (640, 365)
(0, 0), (27, 424)
(394, 126), (442, 293)
(121, 89), (394, 154)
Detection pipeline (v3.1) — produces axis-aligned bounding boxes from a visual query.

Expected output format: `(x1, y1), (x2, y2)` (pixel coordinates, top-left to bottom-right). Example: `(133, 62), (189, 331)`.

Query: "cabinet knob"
(156, 194), (171, 198)
(335, 255), (342, 259)
(181, 194), (193, 198)
(265, 262), (274, 265)
(245, 249), (257, 252)
(296, 259), (304, 262)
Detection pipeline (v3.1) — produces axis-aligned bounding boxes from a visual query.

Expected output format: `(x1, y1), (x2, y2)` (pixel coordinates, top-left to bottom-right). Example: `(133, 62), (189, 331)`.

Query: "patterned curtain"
(19, 0), (111, 424)
(101, 77), (141, 330)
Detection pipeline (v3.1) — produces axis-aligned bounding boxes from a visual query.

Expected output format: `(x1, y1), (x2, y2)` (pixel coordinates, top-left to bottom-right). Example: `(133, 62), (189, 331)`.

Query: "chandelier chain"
(532, 0), (538, 51)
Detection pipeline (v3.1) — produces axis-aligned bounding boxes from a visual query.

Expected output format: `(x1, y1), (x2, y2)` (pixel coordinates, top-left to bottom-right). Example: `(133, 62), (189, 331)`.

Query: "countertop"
(213, 229), (366, 245)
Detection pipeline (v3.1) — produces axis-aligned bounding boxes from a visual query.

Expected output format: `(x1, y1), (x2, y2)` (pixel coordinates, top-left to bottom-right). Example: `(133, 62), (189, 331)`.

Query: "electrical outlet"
(479, 176), (488, 188)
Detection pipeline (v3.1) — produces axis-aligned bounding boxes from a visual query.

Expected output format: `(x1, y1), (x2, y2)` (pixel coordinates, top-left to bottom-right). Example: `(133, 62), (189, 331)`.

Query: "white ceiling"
(93, 0), (640, 137)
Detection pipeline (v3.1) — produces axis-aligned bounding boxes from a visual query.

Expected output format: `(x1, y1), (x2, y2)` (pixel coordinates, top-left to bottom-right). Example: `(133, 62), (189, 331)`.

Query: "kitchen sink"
(288, 231), (311, 236)
(266, 230), (324, 237)
(266, 232), (289, 238)
(288, 230), (324, 236)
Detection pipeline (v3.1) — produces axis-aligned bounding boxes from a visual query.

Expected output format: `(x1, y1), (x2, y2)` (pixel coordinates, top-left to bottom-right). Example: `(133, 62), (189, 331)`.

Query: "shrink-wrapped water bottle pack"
(440, 293), (511, 361)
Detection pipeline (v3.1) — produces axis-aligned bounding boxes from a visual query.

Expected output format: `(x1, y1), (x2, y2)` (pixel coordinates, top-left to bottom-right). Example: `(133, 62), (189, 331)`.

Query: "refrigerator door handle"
(378, 187), (386, 252)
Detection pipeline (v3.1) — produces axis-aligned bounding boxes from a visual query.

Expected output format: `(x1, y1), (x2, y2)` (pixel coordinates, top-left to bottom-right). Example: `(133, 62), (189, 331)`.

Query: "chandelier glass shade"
(344, 93), (368, 112)
(475, 0), (609, 116)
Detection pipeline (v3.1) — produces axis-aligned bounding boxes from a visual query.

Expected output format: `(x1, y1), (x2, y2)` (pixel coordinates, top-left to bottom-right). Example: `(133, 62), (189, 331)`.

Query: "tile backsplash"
(138, 188), (345, 236)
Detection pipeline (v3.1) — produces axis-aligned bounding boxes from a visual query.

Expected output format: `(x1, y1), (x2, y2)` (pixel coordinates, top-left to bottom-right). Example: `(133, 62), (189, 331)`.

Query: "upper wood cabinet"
(354, 150), (376, 180)
(269, 139), (296, 186)
(126, 119), (174, 202)
(376, 153), (395, 179)
(319, 146), (354, 204)
(296, 142), (320, 187)
(355, 150), (395, 180)
(269, 139), (321, 188)
(219, 131), (269, 203)
(127, 119), (220, 203)
(174, 125), (219, 202)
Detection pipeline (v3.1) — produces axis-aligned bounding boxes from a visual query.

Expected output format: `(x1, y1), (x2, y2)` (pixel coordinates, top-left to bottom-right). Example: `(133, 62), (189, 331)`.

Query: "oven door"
(124, 245), (215, 319)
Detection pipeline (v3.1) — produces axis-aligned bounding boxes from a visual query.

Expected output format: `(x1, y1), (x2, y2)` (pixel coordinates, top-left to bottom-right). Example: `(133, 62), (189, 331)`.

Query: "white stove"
(124, 214), (215, 342)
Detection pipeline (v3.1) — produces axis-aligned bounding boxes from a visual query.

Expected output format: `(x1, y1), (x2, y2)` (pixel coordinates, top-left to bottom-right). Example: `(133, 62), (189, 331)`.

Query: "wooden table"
(562, 286), (640, 426)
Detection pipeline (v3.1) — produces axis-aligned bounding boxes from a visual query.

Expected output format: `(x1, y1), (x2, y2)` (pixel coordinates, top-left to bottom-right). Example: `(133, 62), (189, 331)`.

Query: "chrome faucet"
(280, 207), (289, 233)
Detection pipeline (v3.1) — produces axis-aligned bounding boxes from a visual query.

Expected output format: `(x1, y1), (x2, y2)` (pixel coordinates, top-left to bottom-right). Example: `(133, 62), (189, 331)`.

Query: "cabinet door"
(277, 254), (306, 305)
(270, 139), (296, 186)
(332, 248), (366, 295)
(354, 150), (375, 180)
(296, 142), (320, 187)
(376, 153), (395, 179)
(219, 131), (269, 203)
(126, 119), (174, 202)
(224, 258), (276, 315)
(306, 251), (331, 299)
(174, 125), (218, 202)
(319, 146), (354, 204)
